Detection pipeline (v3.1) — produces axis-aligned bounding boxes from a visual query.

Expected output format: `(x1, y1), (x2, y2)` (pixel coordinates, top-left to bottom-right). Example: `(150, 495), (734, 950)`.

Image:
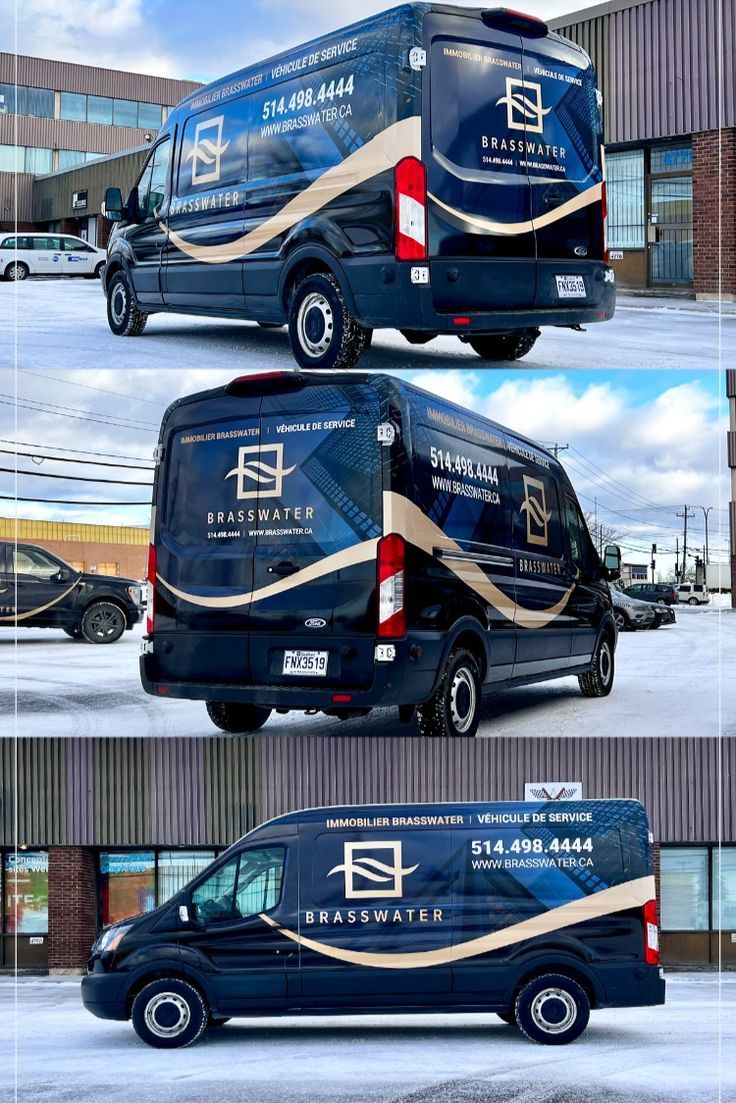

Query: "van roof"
(169, 3), (576, 122)
(159, 369), (560, 470)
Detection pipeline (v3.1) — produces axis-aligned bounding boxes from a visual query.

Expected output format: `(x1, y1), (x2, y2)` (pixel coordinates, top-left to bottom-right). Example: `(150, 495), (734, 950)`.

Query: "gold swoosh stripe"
(384, 491), (573, 629)
(428, 182), (603, 237)
(0, 580), (80, 623)
(157, 537), (380, 609)
(260, 875), (654, 970)
(162, 116), (422, 265)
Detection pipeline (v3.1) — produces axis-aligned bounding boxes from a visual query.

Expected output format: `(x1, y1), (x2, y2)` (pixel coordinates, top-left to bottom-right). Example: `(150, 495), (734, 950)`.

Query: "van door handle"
(543, 189), (565, 208)
(268, 561), (298, 576)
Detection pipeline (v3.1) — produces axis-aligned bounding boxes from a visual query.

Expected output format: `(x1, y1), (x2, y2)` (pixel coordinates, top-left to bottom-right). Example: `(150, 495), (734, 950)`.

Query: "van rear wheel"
(515, 974), (590, 1045)
(131, 979), (208, 1049)
(578, 633), (614, 697)
(417, 647), (482, 738)
(206, 701), (272, 733)
(466, 328), (540, 362)
(288, 272), (369, 370)
(107, 270), (148, 336)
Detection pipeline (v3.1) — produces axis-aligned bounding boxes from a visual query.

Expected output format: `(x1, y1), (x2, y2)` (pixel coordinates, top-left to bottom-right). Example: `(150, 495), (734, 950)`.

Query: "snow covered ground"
(0, 973), (732, 1103)
(0, 278), (733, 373)
(2, 602), (733, 739)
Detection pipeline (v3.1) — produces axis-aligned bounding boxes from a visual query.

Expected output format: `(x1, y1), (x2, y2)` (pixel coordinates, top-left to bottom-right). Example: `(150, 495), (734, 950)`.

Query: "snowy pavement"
(1, 278), (733, 372)
(2, 603), (733, 739)
(0, 973), (733, 1103)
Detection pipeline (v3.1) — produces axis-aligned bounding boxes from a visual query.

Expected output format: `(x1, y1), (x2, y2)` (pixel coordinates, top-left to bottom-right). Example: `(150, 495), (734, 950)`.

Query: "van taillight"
(377, 533), (406, 639)
(146, 544), (156, 635)
(643, 899), (660, 965)
(601, 178), (609, 264)
(395, 157), (427, 261)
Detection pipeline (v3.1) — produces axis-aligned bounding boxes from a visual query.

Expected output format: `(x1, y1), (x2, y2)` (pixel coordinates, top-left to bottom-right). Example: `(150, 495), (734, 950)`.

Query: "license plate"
(555, 274), (586, 298)
(282, 650), (328, 677)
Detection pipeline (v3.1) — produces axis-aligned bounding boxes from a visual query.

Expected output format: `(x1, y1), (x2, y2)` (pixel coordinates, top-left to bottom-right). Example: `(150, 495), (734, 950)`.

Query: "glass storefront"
(606, 150), (646, 249)
(3, 851), (49, 934)
(660, 846), (736, 931)
(99, 849), (217, 926)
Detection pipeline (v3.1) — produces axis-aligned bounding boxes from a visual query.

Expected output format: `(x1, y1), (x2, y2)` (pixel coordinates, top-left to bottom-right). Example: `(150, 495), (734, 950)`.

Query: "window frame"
(190, 846), (286, 926)
(659, 844), (736, 933)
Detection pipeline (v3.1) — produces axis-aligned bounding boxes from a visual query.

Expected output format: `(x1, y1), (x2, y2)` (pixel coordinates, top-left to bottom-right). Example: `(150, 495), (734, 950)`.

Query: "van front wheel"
(515, 974), (590, 1045)
(107, 270), (148, 336)
(288, 273), (368, 370)
(466, 328), (540, 362)
(578, 634), (614, 698)
(417, 648), (482, 738)
(131, 979), (208, 1049)
(206, 701), (272, 733)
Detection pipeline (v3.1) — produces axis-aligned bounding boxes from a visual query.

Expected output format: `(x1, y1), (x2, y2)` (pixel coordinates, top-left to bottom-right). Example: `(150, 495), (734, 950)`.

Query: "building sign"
(524, 782), (583, 801)
(72, 190), (88, 210)
(610, 250), (624, 260)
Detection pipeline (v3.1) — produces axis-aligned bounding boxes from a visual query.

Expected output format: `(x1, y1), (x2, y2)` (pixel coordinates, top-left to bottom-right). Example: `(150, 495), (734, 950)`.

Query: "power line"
(0, 447), (153, 471)
(0, 394), (158, 429)
(0, 398), (158, 433)
(1, 466), (152, 486)
(0, 495), (150, 505)
(0, 438), (154, 462)
(18, 369), (163, 407)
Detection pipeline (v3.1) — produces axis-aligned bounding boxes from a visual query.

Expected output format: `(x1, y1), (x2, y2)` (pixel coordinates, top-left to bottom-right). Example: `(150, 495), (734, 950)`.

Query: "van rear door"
(248, 381), (383, 691)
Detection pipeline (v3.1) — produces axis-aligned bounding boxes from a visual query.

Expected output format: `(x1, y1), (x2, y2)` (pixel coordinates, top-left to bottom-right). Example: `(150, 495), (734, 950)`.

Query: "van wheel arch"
(125, 970), (212, 1020)
(447, 626), (488, 683)
(509, 963), (598, 1015)
(280, 251), (358, 317)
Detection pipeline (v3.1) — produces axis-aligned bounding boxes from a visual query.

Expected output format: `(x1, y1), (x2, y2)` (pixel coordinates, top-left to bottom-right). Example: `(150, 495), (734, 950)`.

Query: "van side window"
(192, 848), (284, 924)
(564, 497), (595, 574)
(136, 138), (171, 219)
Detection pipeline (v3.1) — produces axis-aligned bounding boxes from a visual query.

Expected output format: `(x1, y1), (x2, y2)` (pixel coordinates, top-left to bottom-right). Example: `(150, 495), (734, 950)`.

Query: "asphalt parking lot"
(2, 603), (732, 739)
(0, 974), (732, 1103)
(0, 278), (733, 373)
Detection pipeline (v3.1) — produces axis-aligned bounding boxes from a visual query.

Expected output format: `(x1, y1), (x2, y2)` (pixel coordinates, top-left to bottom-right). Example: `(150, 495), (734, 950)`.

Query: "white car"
(0, 232), (106, 282)
(610, 585), (656, 631)
(677, 583), (711, 605)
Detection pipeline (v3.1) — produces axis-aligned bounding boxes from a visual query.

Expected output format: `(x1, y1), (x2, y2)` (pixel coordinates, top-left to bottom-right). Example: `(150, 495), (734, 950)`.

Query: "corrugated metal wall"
(0, 53), (200, 103)
(0, 171), (33, 224)
(552, 0), (736, 143)
(0, 737), (732, 847)
(31, 149), (148, 222)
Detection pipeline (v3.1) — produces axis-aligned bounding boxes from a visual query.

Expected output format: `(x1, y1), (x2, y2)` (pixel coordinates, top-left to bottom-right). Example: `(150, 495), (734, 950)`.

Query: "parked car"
(0, 232), (107, 281)
(0, 541), (143, 643)
(610, 586), (656, 631)
(676, 583), (710, 605)
(650, 603), (676, 628)
(624, 582), (678, 606)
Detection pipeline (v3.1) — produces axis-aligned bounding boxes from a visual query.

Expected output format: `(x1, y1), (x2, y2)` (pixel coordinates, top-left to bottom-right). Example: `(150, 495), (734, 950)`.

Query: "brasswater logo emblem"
(520, 474), (552, 547)
(328, 841), (419, 900)
(496, 77), (551, 134)
(186, 115), (230, 186)
(225, 443), (296, 501)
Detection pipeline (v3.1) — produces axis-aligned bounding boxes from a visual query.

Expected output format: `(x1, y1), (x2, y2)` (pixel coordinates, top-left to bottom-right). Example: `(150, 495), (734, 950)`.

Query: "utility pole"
(676, 506), (696, 581)
(699, 505), (713, 565)
(545, 443), (570, 460)
(675, 537), (680, 581)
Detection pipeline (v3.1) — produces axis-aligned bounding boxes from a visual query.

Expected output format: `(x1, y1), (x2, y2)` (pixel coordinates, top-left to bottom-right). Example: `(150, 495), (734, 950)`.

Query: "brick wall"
(48, 847), (98, 973)
(39, 538), (146, 580)
(693, 127), (736, 300)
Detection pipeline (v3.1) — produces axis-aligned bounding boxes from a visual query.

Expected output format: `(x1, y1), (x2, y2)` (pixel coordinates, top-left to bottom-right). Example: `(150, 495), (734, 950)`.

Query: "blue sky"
(14, 0), (606, 81)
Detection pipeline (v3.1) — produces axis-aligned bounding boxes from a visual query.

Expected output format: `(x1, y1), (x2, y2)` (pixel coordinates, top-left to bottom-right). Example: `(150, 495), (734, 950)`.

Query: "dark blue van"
(140, 370), (622, 737)
(102, 4), (614, 368)
(81, 799), (665, 1048)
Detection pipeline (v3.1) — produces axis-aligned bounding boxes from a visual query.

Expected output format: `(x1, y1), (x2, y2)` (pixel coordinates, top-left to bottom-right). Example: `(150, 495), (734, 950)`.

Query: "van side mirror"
(103, 186), (124, 222)
(603, 544), (622, 580)
(178, 895), (204, 929)
(56, 568), (71, 583)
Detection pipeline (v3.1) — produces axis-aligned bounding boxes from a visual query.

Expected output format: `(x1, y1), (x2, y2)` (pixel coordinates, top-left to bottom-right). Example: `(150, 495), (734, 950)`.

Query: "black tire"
(257, 321), (283, 329)
(94, 262), (105, 280)
(106, 269), (148, 336)
(80, 602), (126, 644)
(63, 626), (83, 640)
(131, 978), (208, 1050)
(417, 647), (482, 738)
(288, 272), (368, 370)
(496, 1011), (517, 1026)
(515, 974), (590, 1046)
(5, 261), (29, 282)
(206, 701), (272, 733)
(613, 609), (629, 633)
(578, 632), (615, 698)
(467, 328), (540, 362)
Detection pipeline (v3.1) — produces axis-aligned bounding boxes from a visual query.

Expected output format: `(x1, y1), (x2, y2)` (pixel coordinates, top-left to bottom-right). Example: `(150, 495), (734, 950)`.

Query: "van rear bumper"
(140, 631), (446, 710)
(344, 257), (616, 332)
(593, 963), (666, 1009)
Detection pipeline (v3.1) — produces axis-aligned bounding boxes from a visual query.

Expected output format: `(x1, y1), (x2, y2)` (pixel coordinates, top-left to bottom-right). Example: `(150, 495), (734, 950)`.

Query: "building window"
(59, 92), (163, 130)
(660, 847), (709, 930)
(3, 851), (49, 934)
(0, 144), (21, 172)
(137, 102), (163, 129)
(87, 95), (113, 126)
(157, 851), (217, 906)
(0, 83), (54, 118)
(24, 147), (53, 174)
(606, 149), (645, 249)
(650, 145), (693, 174)
(100, 851), (155, 927)
(60, 91), (87, 122)
(113, 98), (138, 127)
(95, 562), (119, 576)
(713, 848), (736, 930)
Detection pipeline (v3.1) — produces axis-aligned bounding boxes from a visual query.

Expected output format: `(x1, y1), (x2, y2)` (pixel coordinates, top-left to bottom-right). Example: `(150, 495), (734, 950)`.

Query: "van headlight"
(96, 924), (132, 953)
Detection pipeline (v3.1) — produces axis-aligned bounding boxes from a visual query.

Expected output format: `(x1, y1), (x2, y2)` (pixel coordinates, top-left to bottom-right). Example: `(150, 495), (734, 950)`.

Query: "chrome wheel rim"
(297, 292), (333, 357)
(599, 641), (612, 686)
(145, 992), (191, 1039)
(449, 667), (476, 733)
(9, 264), (25, 281)
(88, 607), (123, 639)
(530, 988), (577, 1035)
(110, 282), (128, 325)
(614, 613), (625, 631)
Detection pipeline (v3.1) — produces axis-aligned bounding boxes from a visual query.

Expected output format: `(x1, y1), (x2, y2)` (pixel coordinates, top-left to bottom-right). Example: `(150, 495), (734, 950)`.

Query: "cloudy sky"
(9, 0), (605, 81)
(3, 364), (728, 580)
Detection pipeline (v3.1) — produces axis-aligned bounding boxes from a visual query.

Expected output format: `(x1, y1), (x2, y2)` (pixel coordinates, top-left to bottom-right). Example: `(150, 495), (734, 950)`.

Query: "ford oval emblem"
(574, 245), (588, 257)
(305, 617), (327, 628)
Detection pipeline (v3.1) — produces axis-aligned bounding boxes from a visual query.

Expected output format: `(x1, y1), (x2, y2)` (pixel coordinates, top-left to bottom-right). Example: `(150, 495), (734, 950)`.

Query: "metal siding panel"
(0, 53), (200, 104)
